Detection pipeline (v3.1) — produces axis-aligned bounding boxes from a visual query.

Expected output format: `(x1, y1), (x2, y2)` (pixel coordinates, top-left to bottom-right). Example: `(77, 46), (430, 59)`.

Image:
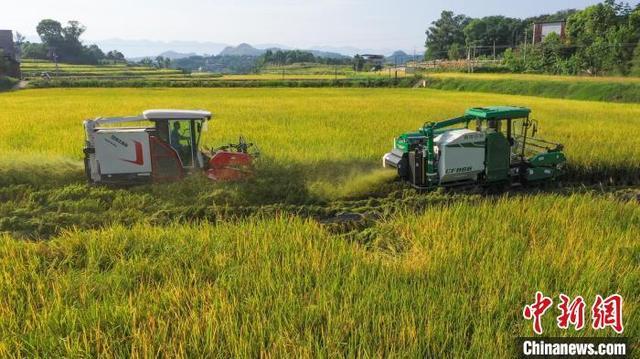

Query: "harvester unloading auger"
(383, 106), (566, 189)
(83, 109), (259, 185)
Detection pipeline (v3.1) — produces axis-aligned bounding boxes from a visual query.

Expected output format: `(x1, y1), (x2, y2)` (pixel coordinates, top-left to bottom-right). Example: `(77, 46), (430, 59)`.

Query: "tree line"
(425, 0), (640, 75)
(18, 19), (125, 65)
(258, 49), (351, 66)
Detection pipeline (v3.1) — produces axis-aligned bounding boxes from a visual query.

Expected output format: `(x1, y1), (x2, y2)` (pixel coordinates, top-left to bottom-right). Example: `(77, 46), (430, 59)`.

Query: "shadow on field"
(0, 157), (397, 239)
(1, 155), (639, 240)
(565, 164), (640, 187)
(0, 157), (84, 188)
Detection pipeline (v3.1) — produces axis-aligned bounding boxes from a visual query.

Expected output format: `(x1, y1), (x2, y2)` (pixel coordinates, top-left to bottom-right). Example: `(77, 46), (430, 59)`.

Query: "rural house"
(0, 30), (21, 78)
(362, 54), (385, 70)
(532, 21), (566, 44)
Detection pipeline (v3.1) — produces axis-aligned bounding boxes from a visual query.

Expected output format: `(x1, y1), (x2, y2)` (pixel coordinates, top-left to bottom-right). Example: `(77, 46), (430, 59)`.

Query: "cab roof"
(142, 109), (211, 121)
(465, 106), (530, 120)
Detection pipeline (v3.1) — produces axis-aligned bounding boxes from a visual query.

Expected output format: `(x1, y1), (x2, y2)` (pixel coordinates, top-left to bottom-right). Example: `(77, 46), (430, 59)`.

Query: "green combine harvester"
(383, 106), (566, 189)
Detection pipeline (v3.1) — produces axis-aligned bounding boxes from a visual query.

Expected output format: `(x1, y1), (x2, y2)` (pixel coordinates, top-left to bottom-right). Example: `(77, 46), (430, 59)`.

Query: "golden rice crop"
(0, 193), (636, 357)
(0, 87), (638, 192)
(0, 87), (638, 357)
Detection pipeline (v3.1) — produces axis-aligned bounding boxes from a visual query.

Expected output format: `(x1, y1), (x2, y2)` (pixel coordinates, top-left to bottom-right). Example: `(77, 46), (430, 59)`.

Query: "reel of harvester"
(205, 136), (260, 181)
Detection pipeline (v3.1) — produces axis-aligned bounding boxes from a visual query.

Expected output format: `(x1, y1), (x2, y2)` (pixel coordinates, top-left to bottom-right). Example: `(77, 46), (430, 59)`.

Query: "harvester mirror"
(532, 120), (538, 137)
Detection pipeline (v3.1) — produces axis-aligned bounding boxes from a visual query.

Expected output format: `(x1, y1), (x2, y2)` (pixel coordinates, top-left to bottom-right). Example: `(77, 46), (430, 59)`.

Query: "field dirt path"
(12, 80), (28, 90)
(412, 79), (426, 88)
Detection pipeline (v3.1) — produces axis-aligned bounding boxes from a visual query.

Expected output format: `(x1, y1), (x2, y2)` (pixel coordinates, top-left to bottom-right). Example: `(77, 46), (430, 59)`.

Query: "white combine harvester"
(83, 109), (257, 185)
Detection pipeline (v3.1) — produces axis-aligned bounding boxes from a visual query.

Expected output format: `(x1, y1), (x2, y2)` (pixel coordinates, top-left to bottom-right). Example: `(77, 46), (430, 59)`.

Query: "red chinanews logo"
(523, 292), (623, 335)
(120, 141), (144, 166)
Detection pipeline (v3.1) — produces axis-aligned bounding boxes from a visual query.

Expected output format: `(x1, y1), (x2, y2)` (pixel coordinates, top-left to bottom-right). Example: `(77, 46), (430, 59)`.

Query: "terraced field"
(0, 87), (637, 357)
(19, 60), (407, 86)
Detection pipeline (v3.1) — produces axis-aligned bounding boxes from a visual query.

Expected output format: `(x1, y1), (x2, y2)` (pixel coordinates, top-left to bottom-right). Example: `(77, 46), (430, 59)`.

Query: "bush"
(0, 76), (18, 91)
(424, 75), (640, 103)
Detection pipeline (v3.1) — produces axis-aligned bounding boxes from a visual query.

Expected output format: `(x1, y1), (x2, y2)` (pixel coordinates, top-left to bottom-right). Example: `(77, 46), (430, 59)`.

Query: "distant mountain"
(254, 43), (292, 50)
(159, 51), (198, 60)
(93, 38), (229, 58)
(219, 43), (265, 56)
(216, 43), (349, 59)
(310, 45), (396, 57)
(85, 38), (396, 59)
(306, 50), (348, 59)
(386, 50), (415, 65)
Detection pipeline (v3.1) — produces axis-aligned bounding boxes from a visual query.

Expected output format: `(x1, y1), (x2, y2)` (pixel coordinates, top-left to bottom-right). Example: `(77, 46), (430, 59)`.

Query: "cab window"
(169, 120), (194, 167)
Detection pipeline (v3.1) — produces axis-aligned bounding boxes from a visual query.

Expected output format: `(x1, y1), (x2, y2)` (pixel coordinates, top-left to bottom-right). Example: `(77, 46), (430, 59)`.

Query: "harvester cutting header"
(83, 109), (258, 185)
(383, 106), (566, 189)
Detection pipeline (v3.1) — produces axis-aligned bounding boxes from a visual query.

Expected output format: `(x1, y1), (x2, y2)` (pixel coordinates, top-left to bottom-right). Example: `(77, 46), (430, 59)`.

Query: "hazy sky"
(3, 0), (607, 51)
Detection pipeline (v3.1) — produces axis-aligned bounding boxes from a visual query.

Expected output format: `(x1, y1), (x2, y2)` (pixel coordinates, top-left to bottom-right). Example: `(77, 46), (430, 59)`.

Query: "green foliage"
(172, 55), (259, 74)
(31, 19), (114, 64)
(428, 1), (640, 76)
(260, 49), (315, 65)
(36, 19), (65, 47)
(106, 50), (125, 62)
(631, 41), (640, 75)
(425, 11), (471, 60)
(155, 56), (171, 69)
(20, 42), (48, 59)
(353, 55), (365, 71)
(565, 1), (639, 75)
(463, 16), (523, 50)
(0, 76), (18, 91)
(510, 33), (578, 74)
(447, 43), (463, 60)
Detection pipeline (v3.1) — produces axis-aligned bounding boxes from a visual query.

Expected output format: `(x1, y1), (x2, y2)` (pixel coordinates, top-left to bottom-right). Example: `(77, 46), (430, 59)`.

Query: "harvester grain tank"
(383, 106), (566, 189)
(83, 109), (258, 185)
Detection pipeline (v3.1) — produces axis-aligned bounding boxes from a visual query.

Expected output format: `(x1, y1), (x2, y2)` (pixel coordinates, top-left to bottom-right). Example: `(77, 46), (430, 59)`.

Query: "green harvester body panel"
(528, 151), (566, 168)
(485, 131), (510, 182)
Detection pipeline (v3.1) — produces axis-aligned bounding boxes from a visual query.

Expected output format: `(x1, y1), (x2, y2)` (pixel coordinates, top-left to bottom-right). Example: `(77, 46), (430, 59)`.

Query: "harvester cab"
(83, 109), (258, 185)
(383, 106), (566, 189)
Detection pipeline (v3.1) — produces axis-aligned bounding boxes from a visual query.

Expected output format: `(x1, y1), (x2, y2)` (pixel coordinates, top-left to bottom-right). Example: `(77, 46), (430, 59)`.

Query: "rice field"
(0, 87), (638, 357)
(19, 60), (404, 84)
(1, 87), (638, 185)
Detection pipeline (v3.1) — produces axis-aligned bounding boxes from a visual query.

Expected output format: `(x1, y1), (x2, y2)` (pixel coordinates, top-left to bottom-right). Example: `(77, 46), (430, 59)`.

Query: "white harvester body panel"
(435, 129), (485, 183)
(94, 129), (152, 176)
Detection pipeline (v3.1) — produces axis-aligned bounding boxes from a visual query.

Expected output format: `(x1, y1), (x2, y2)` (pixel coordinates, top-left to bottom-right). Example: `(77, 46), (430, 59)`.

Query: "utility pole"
(467, 46), (471, 73)
(493, 40), (496, 60)
(394, 55), (398, 81)
(52, 49), (59, 77)
(472, 45), (476, 73)
(524, 28), (528, 63)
